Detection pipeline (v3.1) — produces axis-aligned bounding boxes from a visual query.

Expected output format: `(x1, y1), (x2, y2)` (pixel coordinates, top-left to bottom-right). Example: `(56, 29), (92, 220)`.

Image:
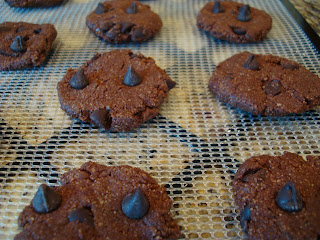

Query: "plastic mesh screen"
(1, 0), (320, 239)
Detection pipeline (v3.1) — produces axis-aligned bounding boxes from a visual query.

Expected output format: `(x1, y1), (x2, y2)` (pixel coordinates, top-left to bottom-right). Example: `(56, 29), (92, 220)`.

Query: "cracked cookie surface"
(86, 0), (162, 43)
(233, 152), (320, 240)
(0, 22), (57, 70)
(197, 1), (272, 43)
(208, 51), (320, 116)
(57, 49), (174, 132)
(15, 162), (181, 240)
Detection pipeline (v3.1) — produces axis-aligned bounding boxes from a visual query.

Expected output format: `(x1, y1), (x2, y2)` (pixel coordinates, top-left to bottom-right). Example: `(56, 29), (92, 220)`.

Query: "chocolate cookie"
(5, 0), (63, 8)
(86, 0), (162, 43)
(197, 1), (272, 43)
(57, 49), (175, 132)
(15, 162), (181, 240)
(208, 52), (320, 116)
(233, 152), (320, 239)
(0, 22), (57, 71)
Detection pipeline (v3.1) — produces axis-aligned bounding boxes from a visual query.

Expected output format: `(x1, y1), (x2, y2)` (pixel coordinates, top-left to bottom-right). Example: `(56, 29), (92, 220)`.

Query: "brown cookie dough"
(208, 52), (320, 116)
(5, 0), (64, 8)
(0, 22), (57, 71)
(57, 49), (175, 132)
(15, 162), (181, 240)
(197, 1), (272, 43)
(86, 0), (162, 43)
(233, 152), (320, 239)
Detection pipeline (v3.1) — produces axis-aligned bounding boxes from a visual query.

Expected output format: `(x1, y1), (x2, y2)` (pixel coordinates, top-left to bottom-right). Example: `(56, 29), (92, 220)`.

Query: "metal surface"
(1, 0), (320, 239)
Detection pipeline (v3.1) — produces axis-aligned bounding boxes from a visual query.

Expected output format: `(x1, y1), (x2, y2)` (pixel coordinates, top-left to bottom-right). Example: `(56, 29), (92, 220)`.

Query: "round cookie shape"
(197, 1), (272, 43)
(57, 49), (175, 132)
(233, 152), (320, 239)
(5, 0), (64, 7)
(208, 52), (320, 116)
(15, 162), (181, 240)
(86, 0), (162, 43)
(0, 22), (57, 71)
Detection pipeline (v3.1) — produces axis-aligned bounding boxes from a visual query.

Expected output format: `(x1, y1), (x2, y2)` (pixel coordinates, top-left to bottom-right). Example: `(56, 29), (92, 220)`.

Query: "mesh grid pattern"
(0, 0), (320, 239)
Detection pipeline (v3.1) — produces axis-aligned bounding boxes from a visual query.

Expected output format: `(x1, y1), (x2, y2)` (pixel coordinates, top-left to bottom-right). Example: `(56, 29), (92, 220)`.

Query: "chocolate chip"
(263, 80), (283, 96)
(231, 26), (246, 35)
(101, 22), (114, 33)
(10, 36), (26, 52)
(240, 205), (251, 232)
(275, 182), (303, 212)
(212, 1), (224, 13)
(34, 29), (41, 34)
(32, 184), (61, 213)
(123, 65), (142, 87)
(243, 54), (259, 70)
(122, 188), (149, 219)
(131, 28), (145, 41)
(95, 2), (108, 14)
(237, 4), (251, 22)
(126, 2), (137, 14)
(121, 22), (134, 34)
(68, 207), (94, 227)
(166, 79), (176, 90)
(69, 69), (89, 90)
(281, 63), (299, 70)
(89, 108), (112, 129)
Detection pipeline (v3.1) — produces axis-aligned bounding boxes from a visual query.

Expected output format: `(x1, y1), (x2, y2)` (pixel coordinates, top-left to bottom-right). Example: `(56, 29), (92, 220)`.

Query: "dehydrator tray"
(0, 0), (320, 239)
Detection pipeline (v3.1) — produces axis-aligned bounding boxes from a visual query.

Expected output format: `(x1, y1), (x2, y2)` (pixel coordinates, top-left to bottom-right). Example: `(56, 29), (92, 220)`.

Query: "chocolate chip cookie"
(208, 52), (320, 116)
(57, 49), (175, 132)
(86, 0), (162, 43)
(15, 162), (181, 240)
(233, 152), (320, 239)
(0, 22), (57, 71)
(197, 1), (272, 43)
(5, 0), (64, 8)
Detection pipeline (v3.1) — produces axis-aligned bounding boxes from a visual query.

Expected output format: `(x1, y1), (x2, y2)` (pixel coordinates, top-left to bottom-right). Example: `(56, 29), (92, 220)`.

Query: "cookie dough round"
(197, 1), (272, 43)
(86, 0), (162, 43)
(57, 49), (175, 132)
(233, 152), (320, 239)
(208, 52), (320, 116)
(5, 0), (64, 7)
(0, 22), (57, 71)
(15, 162), (181, 240)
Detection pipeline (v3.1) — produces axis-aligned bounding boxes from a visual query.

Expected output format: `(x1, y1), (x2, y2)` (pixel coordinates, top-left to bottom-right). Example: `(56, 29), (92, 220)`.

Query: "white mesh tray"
(0, 0), (320, 239)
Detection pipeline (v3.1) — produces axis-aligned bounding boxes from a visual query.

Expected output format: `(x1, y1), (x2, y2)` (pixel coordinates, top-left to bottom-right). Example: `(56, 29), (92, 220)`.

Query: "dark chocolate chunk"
(32, 184), (61, 213)
(34, 29), (41, 34)
(122, 188), (150, 220)
(68, 207), (94, 227)
(69, 69), (89, 90)
(231, 26), (246, 35)
(95, 3), (108, 14)
(243, 54), (259, 71)
(275, 182), (303, 212)
(121, 22), (134, 34)
(237, 4), (251, 22)
(126, 2), (137, 14)
(263, 79), (283, 96)
(101, 22), (114, 33)
(123, 65), (142, 87)
(166, 79), (176, 90)
(89, 108), (112, 129)
(131, 28), (145, 41)
(10, 36), (27, 53)
(281, 63), (299, 70)
(240, 205), (251, 231)
(212, 1), (224, 14)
